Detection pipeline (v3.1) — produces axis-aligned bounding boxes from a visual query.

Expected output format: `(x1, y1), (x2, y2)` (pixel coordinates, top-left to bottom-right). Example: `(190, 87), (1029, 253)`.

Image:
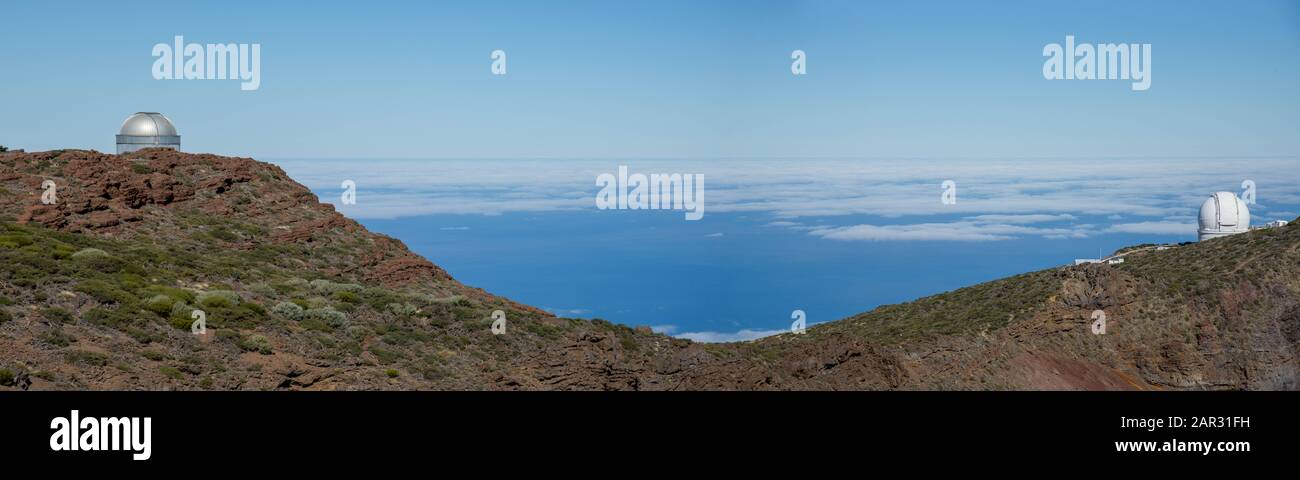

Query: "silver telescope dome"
(116, 112), (180, 154)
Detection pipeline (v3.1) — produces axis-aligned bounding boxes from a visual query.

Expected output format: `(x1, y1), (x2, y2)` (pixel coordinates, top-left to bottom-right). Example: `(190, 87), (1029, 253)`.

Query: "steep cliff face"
(1, 149), (1296, 391)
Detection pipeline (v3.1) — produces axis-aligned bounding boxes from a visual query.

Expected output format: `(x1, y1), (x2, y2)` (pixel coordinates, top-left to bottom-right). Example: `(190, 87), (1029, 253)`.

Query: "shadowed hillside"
(1, 149), (1296, 390)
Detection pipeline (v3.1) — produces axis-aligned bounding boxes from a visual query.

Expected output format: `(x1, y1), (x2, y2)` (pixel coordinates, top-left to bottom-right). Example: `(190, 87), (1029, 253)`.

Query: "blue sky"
(2, 0), (1299, 158)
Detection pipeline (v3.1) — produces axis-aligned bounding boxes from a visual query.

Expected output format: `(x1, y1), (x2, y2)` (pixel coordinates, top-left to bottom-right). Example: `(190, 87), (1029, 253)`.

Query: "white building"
(116, 112), (180, 154)
(1264, 219), (1289, 228)
(1197, 191), (1250, 242)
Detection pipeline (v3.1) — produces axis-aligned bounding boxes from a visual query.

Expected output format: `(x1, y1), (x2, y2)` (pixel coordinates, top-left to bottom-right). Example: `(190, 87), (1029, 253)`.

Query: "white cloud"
(1105, 221), (1196, 235)
(674, 328), (787, 343)
(543, 307), (590, 316)
(704, 232), (725, 238)
(966, 213), (1076, 224)
(807, 221), (1092, 242)
(650, 325), (678, 334)
(273, 157), (1300, 239)
(439, 226), (470, 231)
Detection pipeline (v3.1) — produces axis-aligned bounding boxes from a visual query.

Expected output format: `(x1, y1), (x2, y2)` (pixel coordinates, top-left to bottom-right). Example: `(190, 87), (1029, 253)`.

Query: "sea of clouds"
(272, 157), (1300, 342)
(275, 157), (1300, 242)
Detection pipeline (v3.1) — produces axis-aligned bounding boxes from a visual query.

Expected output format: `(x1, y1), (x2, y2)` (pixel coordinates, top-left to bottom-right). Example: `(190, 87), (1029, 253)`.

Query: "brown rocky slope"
(0, 149), (1296, 390)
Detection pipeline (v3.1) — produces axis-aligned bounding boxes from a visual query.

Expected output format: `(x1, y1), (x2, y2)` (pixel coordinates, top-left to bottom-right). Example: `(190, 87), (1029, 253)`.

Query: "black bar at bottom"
(2, 391), (1289, 470)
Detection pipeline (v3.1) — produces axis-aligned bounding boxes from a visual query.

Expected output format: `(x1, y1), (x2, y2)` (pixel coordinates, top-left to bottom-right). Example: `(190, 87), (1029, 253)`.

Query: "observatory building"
(116, 112), (180, 154)
(1197, 191), (1250, 242)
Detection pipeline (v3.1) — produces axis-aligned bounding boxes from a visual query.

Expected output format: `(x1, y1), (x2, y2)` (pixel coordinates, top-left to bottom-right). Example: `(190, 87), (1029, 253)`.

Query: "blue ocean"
(274, 158), (1300, 341)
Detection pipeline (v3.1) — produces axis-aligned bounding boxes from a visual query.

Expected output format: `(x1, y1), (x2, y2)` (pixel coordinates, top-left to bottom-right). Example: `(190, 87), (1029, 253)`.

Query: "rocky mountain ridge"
(1, 149), (1296, 390)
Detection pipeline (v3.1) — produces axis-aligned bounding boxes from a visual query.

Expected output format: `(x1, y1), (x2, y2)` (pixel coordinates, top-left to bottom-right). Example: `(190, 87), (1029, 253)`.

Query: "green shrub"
(197, 290), (240, 308)
(69, 247), (108, 259)
(386, 303), (418, 317)
(360, 287), (400, 310)
(304, 307), (348, 328)
(332, 290), (359, 303)
(51, 243), (76, 259)
(248, 283), (277, 297)
(82, 307), (140, 329)
(141, 350), (167, 361)
(207, 228), (238, 242)
(39, 328), (74, 347)
(144, 294), (175, 315)
(75, 279), (136, 304)
(142, 285), (195, 303)
(0, 234), (35, 249)
(159, 366), (183, 379)
(244, 302), (266, 315)
(452, 306), (479, 321)
(271, 301), (304, 320)
(65, 350), (109, 366)
(369, 346), (404, 364)
(526, 321), (562, 340)
(0, 308), (10, 324)
(0, 369), (14, 386)
(385, 369), (399, 378)
(42, 307), (74, 324)
(309, 279), (363, 294)
(345, 325), (371, 339)
(0, 295), (13, 305)
(170, 301), (195, 317)
(272, 278), (308, 295)
(70, 248), (124, 273)
(237, 334), (272, 354)
(431, 295), (473, 307)
(300, 318), (330, 332)
(167, 305), (202, 330)
(381, 327), (432, 346)
(116, 272), (146, 290)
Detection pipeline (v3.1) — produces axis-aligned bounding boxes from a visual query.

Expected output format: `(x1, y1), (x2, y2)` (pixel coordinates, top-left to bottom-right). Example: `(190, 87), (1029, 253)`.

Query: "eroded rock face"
(1058, 265), (1134, 311)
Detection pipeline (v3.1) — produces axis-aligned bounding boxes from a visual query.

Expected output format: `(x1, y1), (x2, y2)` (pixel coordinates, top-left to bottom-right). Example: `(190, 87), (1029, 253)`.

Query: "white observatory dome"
(116, 112), (180, 154)
(1197, 191), (1250, 242)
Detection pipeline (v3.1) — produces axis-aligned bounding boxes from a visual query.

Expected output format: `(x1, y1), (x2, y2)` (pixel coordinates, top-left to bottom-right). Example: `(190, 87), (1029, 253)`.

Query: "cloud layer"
(275, 158), (1300, 239)
(274, 157), (1300, 343)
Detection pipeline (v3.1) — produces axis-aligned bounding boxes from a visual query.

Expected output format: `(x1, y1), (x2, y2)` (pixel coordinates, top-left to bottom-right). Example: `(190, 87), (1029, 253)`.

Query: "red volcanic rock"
(0, 148), (461, 290)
